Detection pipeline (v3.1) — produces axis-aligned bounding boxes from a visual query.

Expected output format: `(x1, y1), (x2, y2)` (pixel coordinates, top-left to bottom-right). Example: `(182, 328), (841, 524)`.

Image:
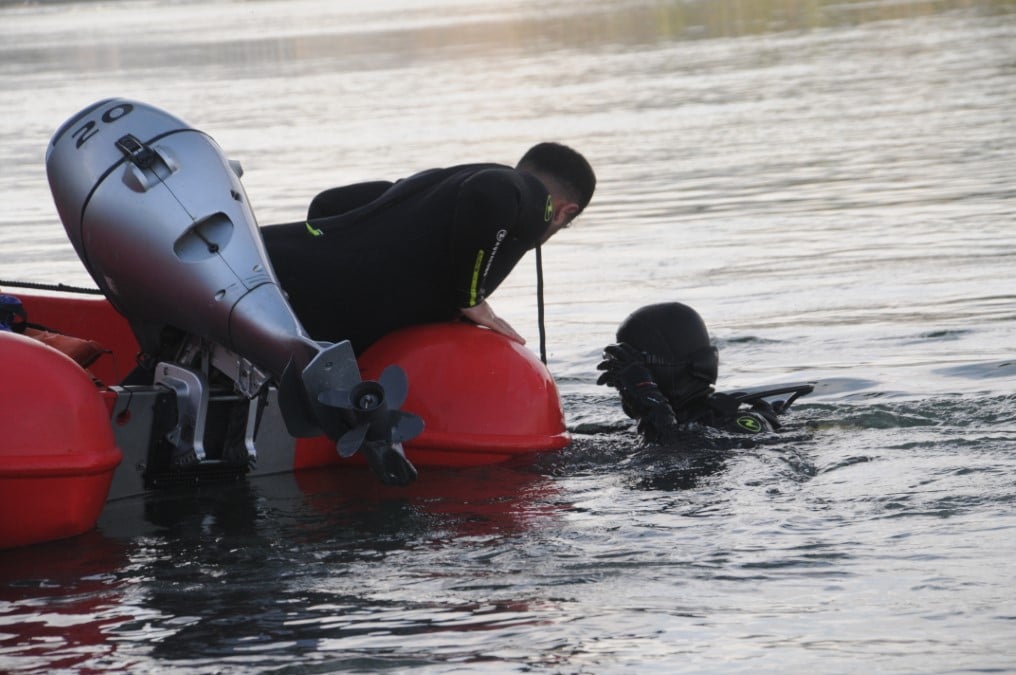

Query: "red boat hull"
(1, 290), (570, 548)
(0, 331), (122, 548)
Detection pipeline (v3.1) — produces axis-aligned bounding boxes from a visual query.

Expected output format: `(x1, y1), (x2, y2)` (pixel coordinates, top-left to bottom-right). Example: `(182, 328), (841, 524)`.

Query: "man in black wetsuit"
(597, 303), (812, 444)
(262, 142), (595, 354)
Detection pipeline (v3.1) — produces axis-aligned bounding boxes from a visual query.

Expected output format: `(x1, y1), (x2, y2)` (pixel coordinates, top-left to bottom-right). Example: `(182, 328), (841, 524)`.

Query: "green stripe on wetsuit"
(469, 250), (485, 306)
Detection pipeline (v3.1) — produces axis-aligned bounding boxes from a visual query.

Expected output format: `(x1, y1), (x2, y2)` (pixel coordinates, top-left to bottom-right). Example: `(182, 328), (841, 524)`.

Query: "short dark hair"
(518, 142), (596, 213)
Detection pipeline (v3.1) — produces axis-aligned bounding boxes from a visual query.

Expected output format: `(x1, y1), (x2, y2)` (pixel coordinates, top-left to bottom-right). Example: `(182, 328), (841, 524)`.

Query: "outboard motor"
(46, 98), (420, 485)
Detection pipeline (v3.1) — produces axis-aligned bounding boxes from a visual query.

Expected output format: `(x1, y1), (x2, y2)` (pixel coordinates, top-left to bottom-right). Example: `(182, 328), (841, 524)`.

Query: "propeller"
(317, 365), (424, 485)
(277, 341), (423, 486)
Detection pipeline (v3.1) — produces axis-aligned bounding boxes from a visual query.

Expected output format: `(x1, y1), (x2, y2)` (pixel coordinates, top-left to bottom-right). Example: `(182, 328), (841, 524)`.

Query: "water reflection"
(1, 465), (565, 670)
(0, 532), (134, 672)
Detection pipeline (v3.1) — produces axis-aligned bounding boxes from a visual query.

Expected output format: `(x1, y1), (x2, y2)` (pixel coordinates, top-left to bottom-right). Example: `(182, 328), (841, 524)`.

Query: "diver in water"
(262, 142), (595, 355)
(596, 302), (812, 444)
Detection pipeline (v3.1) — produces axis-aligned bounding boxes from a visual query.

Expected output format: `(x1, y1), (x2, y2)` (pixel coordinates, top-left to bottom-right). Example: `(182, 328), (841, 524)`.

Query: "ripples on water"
(2, 0), (1015, 672)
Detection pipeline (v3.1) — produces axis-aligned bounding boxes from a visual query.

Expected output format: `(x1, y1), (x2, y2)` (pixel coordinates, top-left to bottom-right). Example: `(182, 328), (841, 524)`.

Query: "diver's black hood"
(616, 302), (718, 410)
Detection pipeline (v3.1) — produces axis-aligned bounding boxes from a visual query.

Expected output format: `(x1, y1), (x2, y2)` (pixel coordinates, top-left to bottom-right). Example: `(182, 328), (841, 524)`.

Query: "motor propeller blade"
(313, 365), (421, 485)
(378, 364), (409, 409)
(337, 423), (369, 458)
(391, 410), (424, 443)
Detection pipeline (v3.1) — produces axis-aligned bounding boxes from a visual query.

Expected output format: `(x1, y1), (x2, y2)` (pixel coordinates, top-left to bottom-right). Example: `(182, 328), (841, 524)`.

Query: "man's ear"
(553, 202), (581, 226)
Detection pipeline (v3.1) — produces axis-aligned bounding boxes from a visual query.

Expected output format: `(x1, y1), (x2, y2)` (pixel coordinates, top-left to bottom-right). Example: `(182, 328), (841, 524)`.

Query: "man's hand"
(460, 301), (526, 344)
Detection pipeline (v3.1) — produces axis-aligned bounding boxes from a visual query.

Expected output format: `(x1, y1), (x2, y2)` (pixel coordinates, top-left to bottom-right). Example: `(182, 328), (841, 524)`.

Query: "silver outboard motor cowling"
(46, 98), (316, 378)
(46, 99), (421, 485)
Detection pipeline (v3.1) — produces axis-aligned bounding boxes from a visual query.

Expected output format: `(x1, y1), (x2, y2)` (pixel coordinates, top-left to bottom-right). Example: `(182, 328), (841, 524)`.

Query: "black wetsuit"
(262, 164), (553, 354)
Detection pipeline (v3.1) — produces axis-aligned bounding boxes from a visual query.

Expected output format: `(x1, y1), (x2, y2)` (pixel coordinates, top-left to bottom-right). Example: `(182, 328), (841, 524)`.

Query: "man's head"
(616, 302), (718, 410)
(517, 142), (596, 243)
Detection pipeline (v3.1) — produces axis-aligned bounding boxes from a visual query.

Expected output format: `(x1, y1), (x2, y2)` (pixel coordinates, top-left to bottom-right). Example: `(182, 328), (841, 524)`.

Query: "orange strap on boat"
(23, 327), (109, 368)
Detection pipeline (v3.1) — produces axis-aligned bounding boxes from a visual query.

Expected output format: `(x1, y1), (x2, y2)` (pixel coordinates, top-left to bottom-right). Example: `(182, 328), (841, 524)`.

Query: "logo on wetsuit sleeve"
(736, 415), (763, 432)
(544, 195), (553, 222)
(470, 228), (510, 303)
(482, 228), (508, 278)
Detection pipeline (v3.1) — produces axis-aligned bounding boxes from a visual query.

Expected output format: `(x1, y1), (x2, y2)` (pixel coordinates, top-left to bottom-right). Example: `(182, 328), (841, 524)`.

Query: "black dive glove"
(596, 342), (671, 419)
